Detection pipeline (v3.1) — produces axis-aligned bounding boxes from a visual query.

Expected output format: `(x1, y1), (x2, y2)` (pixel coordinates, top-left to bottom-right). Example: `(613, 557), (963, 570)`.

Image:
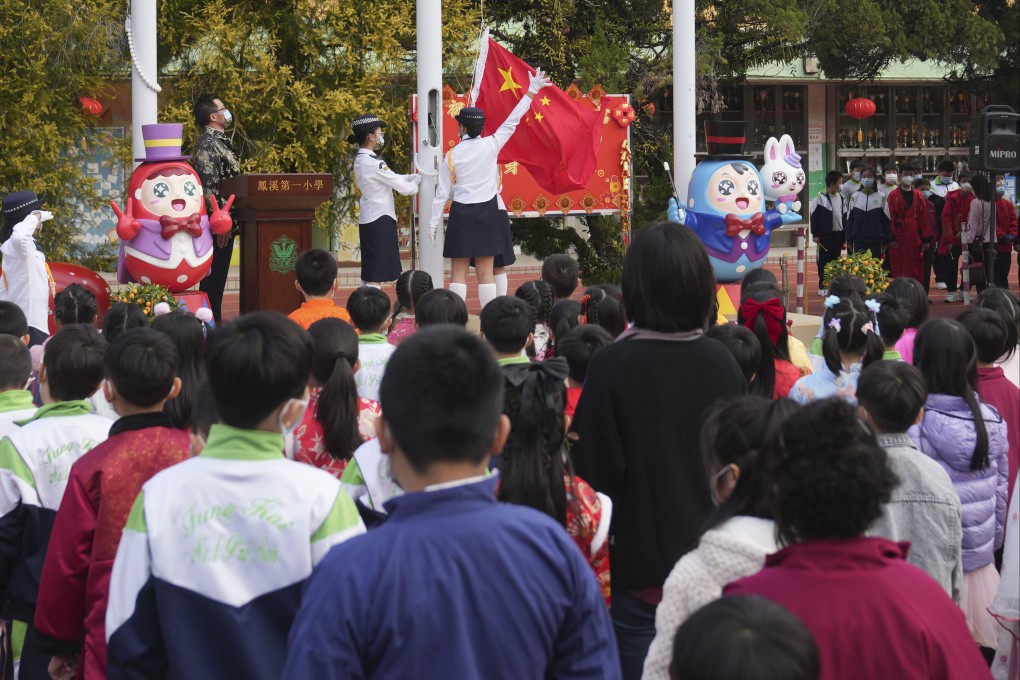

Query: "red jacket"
(939, 190), (975, 255)
(886, 188), (932, 243)
(995, 197), (1019, 254)
(33, 414), (191, 680)
(725, 537), (991, 680)
(978, 365), (1019, 505)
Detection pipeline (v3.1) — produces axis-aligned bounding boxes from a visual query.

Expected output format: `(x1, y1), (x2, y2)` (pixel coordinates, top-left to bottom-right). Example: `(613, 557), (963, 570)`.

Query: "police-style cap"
(455, 107), (486, 125)
(347, 114), (387, 144)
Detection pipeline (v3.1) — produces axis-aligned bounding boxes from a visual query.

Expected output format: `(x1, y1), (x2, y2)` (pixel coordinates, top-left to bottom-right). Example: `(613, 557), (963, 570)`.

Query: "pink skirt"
(963, 562), (1002, 648)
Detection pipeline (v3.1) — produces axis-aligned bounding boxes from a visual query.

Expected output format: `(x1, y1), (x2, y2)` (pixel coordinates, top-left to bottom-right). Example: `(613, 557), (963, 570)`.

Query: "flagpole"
(673, 0), (696, 203)
(416, 0), (444, 287)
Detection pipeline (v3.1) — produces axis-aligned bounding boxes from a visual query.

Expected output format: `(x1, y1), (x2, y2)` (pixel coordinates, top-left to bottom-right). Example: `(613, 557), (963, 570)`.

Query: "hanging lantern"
(79, 96), (103, 116)
(613, 102), (637, 128)
(844, 97), (876, 120)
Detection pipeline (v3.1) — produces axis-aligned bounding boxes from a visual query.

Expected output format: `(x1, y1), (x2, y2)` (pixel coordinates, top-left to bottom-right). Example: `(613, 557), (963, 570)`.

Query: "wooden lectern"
(220, 173), (333, 315)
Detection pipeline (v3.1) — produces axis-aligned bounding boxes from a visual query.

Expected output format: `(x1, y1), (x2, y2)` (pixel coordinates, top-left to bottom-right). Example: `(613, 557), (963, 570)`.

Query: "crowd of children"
(0, 194), (1018, 680)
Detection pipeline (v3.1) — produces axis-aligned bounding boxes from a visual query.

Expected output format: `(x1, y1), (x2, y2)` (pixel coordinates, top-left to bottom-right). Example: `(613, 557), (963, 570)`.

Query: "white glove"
(528, 68), (551, 95)
(409, 174), (422, 186)
(31, 210), (53, 224)
(428, 222), (439, 246)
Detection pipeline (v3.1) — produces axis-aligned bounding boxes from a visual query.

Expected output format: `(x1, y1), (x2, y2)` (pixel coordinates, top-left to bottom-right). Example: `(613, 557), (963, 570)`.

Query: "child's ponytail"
(580, 284), (626, 337)
(820, 295), (883, 376)
(738, 288), (787, 397)
(308, 318), (362, 461)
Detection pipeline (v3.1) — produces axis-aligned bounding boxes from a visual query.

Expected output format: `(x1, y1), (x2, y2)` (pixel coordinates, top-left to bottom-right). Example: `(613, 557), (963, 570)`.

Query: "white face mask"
(885, 174), (897, 184)
(279, 397), (310, 439)
(901, 175), (914, 186)
(376, 132), (385, 148)
(861, 177), (875, 188)
(852, 171), (861, 181)
(940, 175), (954, 184)
(961, 182), (973, 193)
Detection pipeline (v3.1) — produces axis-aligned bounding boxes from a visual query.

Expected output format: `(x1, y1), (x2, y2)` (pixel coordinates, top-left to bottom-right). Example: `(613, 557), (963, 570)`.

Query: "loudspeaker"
(970, 105), (1020, 172)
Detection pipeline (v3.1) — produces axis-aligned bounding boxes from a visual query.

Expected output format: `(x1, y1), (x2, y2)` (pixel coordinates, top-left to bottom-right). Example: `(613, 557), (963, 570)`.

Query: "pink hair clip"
(861, 321), (875, 335)
(828, 318), (842, 333)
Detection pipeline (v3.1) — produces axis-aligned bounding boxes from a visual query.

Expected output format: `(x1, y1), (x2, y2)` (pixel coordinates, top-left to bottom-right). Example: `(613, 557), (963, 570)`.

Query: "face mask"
(833, 185), (843, 195)
(922, 190), (932, 199)
(961, 182), (973, 193)
(219, 109), (233, 126)
(998, 186), (1006, 196)
(861, 177), (875, 188)
(885, 174), (897, 184)
(279, 397), (310, 440)
(901, 175), (914, 186)
(940, 175), (954, 184)
(852, 171), (861, 181)
(376, 132), (385, 148)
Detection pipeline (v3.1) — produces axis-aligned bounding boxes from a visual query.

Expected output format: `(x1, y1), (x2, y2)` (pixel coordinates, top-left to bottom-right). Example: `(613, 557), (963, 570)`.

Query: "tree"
(0, 0), (126, 260)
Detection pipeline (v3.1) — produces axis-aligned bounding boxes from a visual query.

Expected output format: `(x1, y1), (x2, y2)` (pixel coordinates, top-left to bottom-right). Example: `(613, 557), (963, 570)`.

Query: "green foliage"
(513, 215), (625, 284)
(110, 282), (181, 318)
(0, 0), (125, 260)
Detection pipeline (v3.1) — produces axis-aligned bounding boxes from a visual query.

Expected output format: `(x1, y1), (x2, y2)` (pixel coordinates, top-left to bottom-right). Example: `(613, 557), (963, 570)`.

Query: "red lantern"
(844, 97), (876, 120)
(79, 96), (103, 117)
(613, 103), (637, 128)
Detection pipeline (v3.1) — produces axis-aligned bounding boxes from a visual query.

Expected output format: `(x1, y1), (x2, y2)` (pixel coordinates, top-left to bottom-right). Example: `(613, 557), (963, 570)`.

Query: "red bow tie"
(725, 212), (766, 237)
(159, 214), (203, 240)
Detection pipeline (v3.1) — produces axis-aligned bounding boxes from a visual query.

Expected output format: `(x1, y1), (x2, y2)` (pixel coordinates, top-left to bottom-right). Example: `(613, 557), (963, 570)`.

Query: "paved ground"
(215, 247), (1019, 321)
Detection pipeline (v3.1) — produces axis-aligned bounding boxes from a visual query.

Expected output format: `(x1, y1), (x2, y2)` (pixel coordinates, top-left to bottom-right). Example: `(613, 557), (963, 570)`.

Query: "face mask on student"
(922, 190), (932, 198)
(279, 397), (310, 440)
(998, 186), (1006, 196)
(940, 175), (954, 184)
(885, 174), (897, 184)
(861, 177), (875, 188)
(901, 175), (914, 186)
(961, 182), (973, 193)
(852, 171), (861, 181)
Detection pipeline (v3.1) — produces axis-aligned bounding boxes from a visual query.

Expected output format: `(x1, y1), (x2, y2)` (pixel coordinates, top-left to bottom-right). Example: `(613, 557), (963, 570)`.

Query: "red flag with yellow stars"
(471, 33), (602, 194)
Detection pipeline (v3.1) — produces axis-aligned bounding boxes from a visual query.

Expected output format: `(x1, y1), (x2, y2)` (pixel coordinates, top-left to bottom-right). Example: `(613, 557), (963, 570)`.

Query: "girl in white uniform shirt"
(429, 69), (550, 309)
(350, 114), (421, 287)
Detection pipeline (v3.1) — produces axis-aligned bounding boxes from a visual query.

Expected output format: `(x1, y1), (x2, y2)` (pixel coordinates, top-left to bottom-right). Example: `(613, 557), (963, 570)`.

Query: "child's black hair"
(379, 326), (504, 472)
(541, 254), (580, 299)
(205, 311), (313, 429)
(53, 284), (98, 327)
(390, 270), (434, 327)
(308, 318), (362, 461)
(825, 274), (867, 301)
(101, 302), (148, 342)
(190, 380), (219, 440)
(825, 170), (843, 188)
(497, 357), (572, 524)
(0, 302), (28, 338)
(415, 289), (468, 328)
(698, 397), (799, 542)
(958, 307), (1011, 365)
(914, 177), (930, 190)
(0, 335), (31, 390)
(515, 280), (554, 357)
(346, 286), (392, 333)
(736, 287), (791, 398)
(913, 319), (990, 470)
(938, 160), (955, 174)
(707, 324), (762, 385)
(557, 324), (613, 384)
(819, 295), (884, 377)
(857, 360), (927, 435)
(105, 327), (179, 408)
(480, 296), (534, 355)
(886, 277), (928, 328)
(622, 222), (716, 333)
(772, 398), (898, 544)
(671, 595), (820, 680)
(43, 324), (108, 401)
(580, 284), (626, 338)
(295, 248), (338, 297)
(975, 288), (1019, 362)
(548, 299), (581, 352)
(868, 293), (907, 349)
(150, 311), (207, 429)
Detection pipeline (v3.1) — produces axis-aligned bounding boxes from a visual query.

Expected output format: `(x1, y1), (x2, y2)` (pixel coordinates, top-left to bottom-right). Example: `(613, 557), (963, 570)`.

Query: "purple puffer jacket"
(910, 393), (1009, 572)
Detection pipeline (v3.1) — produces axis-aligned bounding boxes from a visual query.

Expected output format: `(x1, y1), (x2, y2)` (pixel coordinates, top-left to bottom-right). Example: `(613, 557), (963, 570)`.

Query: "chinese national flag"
(472, 34), (602, 194)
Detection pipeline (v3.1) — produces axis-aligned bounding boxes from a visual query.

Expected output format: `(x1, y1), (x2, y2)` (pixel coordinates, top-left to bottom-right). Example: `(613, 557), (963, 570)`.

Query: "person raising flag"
(429, 69), (551, 309)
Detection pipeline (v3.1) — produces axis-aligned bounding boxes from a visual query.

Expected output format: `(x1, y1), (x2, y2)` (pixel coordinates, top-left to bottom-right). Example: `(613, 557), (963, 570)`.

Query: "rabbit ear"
(766, 137), (778, 161)
(780, 134), (794, 156)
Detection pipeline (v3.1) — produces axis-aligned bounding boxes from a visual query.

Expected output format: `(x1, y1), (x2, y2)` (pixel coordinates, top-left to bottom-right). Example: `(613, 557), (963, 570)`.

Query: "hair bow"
(740, 297), (786, 344)
(828, 318), (842, 333)
(864, 299), (881, 314)
(824, 295), (841, 309)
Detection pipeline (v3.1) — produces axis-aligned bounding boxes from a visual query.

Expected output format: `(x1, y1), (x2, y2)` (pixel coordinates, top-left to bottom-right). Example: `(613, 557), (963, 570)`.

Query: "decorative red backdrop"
(412, 86), (632, 230)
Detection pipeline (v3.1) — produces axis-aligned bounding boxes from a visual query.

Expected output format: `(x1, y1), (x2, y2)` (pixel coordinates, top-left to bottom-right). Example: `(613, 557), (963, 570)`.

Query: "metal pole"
(672, 0), (696, 204)
(129, 0), (159, 167)
(796, 226), (806, 313)
(416, 0), (444, 287)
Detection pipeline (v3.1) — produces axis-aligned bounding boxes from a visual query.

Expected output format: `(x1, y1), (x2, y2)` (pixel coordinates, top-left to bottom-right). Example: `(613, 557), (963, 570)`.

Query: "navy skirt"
(359, 215), (402, 282)
(444, 196), (514, 259)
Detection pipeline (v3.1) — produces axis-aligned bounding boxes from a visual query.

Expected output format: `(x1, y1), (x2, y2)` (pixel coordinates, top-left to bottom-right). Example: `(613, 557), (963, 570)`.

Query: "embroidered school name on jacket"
(0, 401), (112, 621)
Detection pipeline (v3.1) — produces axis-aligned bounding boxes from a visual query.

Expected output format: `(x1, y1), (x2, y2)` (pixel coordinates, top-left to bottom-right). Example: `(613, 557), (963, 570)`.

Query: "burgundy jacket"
(725, 537), (991, 680)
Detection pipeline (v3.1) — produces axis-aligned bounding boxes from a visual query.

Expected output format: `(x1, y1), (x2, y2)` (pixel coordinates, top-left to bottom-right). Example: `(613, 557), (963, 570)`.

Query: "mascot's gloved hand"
(111, 198), (141, 240)
(209, 195), (236, 235)
(667, 197), (686, 224)
(528, 68), (551, 95)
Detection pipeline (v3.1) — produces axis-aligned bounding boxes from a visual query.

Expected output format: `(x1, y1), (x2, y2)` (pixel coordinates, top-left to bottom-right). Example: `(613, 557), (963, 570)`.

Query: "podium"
(220, 173), (332, 315)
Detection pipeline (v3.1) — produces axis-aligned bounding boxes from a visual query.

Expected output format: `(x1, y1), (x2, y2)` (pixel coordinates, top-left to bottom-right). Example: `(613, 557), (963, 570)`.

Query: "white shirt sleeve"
(491, 93), (536, 152)
(429, 152), (454, 229)
(373, 163), (419, 197)
(0, 215), (40, 260)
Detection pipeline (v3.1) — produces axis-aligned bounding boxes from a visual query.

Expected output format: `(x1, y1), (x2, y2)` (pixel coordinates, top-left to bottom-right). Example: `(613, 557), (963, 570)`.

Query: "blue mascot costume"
(668, 121), (798, 283)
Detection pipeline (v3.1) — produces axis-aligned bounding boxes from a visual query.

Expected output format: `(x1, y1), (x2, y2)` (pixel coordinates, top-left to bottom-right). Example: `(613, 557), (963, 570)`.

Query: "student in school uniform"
(0, 336), (35, 438)
(810, 170), (845, 296)
(350, 114), (421, 287)
(429, 70), (551, 309)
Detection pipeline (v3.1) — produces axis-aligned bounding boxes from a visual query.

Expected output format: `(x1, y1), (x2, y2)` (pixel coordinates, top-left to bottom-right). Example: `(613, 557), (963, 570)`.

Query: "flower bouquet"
(822, 249), (889, 294)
